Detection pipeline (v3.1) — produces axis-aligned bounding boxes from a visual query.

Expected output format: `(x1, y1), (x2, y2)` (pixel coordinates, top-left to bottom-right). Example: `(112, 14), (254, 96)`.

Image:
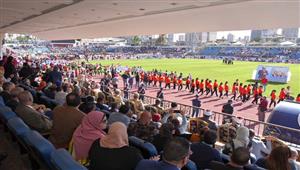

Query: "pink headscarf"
(73, 111), (106, 160)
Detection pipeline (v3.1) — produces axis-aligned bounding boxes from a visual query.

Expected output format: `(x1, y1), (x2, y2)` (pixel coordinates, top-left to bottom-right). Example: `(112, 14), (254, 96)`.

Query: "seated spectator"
(135, 137), (192, 170)
(79, 96), (96, 114)
(223, 126), (250, 155)
(255, 145), (296, 170)
(162, 103), (187, 134)
(113, 89), (123, 107)
(190, 130), (222, 169)
(289, 147), (300, 170)
(54, 85), (67, 105)
(152, 123), (174, 153)
(108, 104), (131, 126)
(222, 147), (251, 170)
(15, 91), (52, 133)
(96, 93), (110, 111)
(44, 84), (56, 99)
(0, 82), (15, 104)
(72, 111), (107, 161)
(249, 129), (271, 160)
(49, 93), (85, 148)
(6, 87), (24, 111)
(128, 111), (159, 142)
(151, 99), (164, 115)
(89, 122), (143, 170)
(130, 93), (145, 116)
(199, 110), (218, 131)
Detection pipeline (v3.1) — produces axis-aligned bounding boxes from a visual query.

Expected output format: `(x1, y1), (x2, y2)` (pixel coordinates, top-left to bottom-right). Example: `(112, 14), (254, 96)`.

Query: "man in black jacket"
(222, 100), (234, 123)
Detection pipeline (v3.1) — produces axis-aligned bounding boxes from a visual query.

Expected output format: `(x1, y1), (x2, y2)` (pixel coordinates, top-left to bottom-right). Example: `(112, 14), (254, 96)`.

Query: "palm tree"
(155, 34), (167, 46)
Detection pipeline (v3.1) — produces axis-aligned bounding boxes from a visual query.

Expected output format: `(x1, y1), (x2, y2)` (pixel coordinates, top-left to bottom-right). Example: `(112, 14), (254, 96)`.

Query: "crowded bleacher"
(0, 54), (299, 170)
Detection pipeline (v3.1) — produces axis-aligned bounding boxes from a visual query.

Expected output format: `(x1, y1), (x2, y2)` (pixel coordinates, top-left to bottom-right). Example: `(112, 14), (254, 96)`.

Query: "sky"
(173, 28), (300, 41)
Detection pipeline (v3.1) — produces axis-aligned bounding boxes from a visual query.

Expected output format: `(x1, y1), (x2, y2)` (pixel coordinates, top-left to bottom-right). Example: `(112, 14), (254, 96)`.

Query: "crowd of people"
(0, 54), (299, 170)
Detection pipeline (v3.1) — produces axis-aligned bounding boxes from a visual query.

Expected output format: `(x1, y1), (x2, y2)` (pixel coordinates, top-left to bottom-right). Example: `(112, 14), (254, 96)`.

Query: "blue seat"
(24, 130), (55, 169)
(128, 136), (158, 159)
(0, 106), (16, 122)
(7, 117), (30, 137)
(0, 96), (5, 106)
(50, 149), (88, 170)
(182, 160), (197, 170)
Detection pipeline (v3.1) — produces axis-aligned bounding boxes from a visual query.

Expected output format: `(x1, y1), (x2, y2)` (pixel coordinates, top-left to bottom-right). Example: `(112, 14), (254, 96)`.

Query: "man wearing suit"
(15, 91), (52, 133)
(49, 93), (85, 148)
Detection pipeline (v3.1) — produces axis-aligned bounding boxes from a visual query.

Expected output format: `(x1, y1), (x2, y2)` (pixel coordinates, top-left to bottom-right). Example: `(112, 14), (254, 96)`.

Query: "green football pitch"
(89, 59), (300, 96)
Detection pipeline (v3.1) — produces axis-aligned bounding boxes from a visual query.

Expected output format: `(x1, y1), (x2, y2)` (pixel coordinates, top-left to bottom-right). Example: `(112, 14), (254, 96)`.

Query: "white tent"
(232, 41), (245, 46)
(280, 41), (296, 46)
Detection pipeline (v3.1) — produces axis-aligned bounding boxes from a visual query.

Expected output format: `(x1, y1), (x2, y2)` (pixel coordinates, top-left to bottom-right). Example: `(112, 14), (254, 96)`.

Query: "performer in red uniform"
(278, 88), (286, 103)
(296, 94), (300, 102)
(246, 84), (252, 100)
(165, 75), (171, 89)
(218, 82), (224, 98)
(199, 79), (204, 95)
(195, 78), (200, 93)
(185, 76), (190, 90)
(172, 76), (177, 89)
(211, 80), (218, 97)
(237, 83), (243, 100)
(242, 85), (248, 102)
(159, 74), (164, 88)
(206, 80), (212, 95)
(230, 82), (238, 100)
(269, 90), (276, 108)
(224, 81), (229, 97)
(177, 78), (183, 91)
(153, 74), (158, 87)
(190, 79), (196, 94)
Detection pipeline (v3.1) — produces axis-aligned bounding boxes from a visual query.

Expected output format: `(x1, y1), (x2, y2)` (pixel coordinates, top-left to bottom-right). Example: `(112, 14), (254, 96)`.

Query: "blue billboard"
(255, 65), (289, 83)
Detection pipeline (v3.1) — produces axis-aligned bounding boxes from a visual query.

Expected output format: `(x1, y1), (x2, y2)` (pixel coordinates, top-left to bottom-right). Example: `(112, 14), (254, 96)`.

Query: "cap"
(204, 111), (213, 116)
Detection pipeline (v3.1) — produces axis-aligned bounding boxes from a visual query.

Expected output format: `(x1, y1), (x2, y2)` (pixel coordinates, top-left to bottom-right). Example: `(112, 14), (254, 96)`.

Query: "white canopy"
(280, 41), (296, 46)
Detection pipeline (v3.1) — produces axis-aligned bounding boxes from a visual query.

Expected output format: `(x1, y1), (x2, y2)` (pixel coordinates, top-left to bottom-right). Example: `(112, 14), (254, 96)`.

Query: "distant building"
(244, 36), (250, 42)
(167, 34), (174, 45)
(227, 33), (234, 42)
(207, 32), (217, 42)
(282, 28), (299, 42)
(185, 32), (201, 46)
(250, 30), (262, 42)
(178, 34), (185, 42)
(261, 29), (277, 39)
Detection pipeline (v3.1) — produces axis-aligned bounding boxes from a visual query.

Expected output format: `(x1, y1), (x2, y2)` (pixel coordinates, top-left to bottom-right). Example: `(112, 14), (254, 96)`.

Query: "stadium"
(0, 0), (300, 170)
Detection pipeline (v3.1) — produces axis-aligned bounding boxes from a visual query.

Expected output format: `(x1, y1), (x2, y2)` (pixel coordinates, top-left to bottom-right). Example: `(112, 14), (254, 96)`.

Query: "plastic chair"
(51, 149), (88, 170)
(128, 136), (158, 159)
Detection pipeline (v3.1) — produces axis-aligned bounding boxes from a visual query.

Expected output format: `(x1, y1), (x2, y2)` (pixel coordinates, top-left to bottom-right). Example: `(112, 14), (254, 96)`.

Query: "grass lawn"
(89, 59), (300, 96)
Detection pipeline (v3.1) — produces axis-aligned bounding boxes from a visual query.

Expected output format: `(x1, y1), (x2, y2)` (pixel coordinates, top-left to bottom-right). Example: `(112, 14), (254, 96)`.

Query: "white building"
(227, 33), (234, 42)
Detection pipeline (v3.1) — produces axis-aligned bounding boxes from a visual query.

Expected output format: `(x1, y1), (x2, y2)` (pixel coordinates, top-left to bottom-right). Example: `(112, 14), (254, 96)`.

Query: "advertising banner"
(254, 65), (289, 83)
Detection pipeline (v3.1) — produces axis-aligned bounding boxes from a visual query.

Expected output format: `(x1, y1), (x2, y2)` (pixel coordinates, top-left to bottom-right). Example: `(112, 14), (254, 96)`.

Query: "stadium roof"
(0, 0), (299, 40)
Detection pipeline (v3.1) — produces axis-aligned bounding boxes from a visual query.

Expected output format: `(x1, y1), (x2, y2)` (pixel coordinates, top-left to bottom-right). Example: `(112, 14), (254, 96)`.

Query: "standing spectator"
(261, 77), (268, 92)
(138, 84), (146, 101)
(190, 130), (222, 170)
(4, 56), (16, 79)
(89, 122), (143, 170)
(222, 100), (234, 123)
(191, 94), (201, 118)
(258, 96), (268, 122)
(156, 87), (164, 106)
(49, 93), (85, 148)
(47, 66), (62, 86)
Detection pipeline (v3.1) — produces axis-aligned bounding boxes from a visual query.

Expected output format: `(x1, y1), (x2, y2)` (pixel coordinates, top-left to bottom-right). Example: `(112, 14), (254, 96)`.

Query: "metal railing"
(125, 90), (300, 146)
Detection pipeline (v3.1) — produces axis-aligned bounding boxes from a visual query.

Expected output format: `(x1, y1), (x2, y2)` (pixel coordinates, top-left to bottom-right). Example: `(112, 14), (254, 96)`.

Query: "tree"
(155, 34), (167, 46)
(132, 36), (141, 46)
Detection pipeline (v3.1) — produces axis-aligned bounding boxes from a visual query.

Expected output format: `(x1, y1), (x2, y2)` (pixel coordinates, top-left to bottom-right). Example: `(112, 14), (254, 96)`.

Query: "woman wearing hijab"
(72, 111), (107, 161)
(223, 126), (250, 155)
(89, 122), (143, 170)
